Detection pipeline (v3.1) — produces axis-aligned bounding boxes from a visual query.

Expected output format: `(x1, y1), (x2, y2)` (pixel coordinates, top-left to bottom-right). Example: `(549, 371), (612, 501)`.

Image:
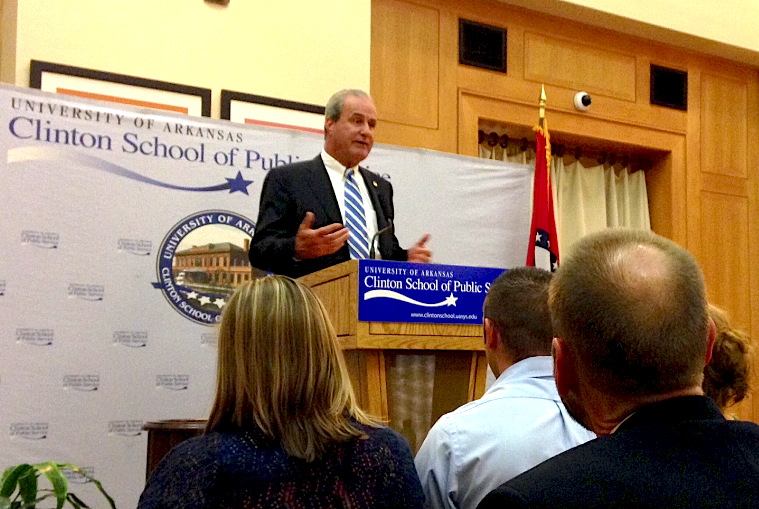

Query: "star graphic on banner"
(552, 260), (558, 271)
(186, 291), (199, 300)
(226, 171), (254, 195)
(198, 296), (212, 306)
(444, 293), (458, 306)
(536, 231), (542, 243)
(213, 298), (226, 308)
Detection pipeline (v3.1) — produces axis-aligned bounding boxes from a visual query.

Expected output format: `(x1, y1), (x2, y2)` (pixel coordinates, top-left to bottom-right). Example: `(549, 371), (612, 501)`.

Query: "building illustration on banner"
(156, 210), (257, 326)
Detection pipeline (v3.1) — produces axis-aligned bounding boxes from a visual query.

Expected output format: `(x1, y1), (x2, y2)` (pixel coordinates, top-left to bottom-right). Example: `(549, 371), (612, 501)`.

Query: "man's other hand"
(408, 234), (432, 263)
(294, 212), (350, 260)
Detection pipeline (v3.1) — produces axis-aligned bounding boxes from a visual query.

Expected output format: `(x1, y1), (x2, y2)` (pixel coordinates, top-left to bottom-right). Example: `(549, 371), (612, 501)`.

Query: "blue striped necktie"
(344, 169), (370, 259)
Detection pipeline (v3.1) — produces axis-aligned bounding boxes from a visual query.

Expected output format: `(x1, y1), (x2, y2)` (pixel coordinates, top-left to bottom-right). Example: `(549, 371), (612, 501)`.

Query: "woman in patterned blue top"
(138, 275), (423, 509)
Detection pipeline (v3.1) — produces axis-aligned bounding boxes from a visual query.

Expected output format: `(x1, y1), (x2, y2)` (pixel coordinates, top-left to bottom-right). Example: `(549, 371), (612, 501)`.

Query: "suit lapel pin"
(373, 181), (378, 187)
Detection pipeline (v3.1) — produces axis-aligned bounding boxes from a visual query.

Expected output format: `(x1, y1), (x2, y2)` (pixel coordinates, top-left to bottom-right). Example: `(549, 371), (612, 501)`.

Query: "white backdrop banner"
(0, 84), (532, 507)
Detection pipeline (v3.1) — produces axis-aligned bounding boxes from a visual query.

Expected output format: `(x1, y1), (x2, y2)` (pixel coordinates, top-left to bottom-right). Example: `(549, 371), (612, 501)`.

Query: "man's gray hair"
(325, 89), (370, 122)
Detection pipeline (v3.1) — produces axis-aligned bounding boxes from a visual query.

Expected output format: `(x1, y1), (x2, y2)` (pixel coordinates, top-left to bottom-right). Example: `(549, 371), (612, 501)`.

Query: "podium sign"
(357, 260), (505, 324)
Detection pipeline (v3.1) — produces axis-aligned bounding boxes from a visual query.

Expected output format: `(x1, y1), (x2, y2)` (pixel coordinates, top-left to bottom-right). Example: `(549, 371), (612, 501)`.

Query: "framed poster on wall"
(30, 60), (212, 117)
(220, 90), (324, 134)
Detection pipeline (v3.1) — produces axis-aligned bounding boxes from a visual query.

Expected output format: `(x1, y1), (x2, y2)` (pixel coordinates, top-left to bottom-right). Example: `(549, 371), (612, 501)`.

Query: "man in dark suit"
(478, 229), (759, 509)
(249, 89), (431, 277)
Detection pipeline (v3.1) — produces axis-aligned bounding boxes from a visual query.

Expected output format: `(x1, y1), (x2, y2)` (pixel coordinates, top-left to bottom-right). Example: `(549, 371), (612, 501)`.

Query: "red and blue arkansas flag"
(526, 126), (559, 272)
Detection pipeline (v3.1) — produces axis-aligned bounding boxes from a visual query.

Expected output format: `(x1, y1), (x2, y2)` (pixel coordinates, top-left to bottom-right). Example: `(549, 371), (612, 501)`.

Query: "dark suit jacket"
(249, 155), (406, 277)
(478, 396), (759, 509)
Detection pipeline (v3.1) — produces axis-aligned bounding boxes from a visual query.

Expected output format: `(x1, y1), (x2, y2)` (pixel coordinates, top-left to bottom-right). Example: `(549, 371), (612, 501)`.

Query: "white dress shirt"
(415, 356), (596, 509)
(321, 150), (379, 256)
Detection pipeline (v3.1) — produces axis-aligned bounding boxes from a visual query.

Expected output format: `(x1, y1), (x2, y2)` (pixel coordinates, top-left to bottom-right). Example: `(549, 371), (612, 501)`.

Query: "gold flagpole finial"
(539, 85), (546, 128)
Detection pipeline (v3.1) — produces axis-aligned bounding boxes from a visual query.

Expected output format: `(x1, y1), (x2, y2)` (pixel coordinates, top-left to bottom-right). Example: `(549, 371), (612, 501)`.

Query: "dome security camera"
(574, 92), (591, 111)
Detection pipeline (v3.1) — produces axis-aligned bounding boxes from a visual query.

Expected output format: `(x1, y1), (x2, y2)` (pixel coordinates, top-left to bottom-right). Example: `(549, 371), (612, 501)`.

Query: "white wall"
(499, 0), (759, 65)
(3, 0), (371, 116)
(565, 0), (758, 52)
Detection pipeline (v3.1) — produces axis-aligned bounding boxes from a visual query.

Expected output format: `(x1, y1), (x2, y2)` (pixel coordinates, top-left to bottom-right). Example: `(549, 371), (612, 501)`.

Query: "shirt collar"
(610, 412), (636, 434)
(321, 149), (358, 178)
(493, 356), (555, 387)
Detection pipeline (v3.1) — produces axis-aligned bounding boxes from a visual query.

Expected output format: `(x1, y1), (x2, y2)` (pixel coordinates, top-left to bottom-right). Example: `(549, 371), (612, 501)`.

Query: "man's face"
(324, 94), (377, 168)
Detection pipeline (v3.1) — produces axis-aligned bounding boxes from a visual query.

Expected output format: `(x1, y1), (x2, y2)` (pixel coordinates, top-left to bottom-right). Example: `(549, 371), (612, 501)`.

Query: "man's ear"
(484, 318), (501, 351)
(705, 316), (717, 366)
(324, 117), (335, 133)
(553, 337), (577, 398)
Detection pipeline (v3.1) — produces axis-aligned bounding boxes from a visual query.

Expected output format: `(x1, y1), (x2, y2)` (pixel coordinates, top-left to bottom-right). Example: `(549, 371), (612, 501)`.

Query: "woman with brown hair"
(703, 304), (752, 415)
(138, 275), (423, 509)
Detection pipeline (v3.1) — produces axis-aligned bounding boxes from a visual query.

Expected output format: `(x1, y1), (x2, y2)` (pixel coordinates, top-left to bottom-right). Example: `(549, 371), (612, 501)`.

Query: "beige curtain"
(552, 158), (650, 259)
(479, 139), (651, 261)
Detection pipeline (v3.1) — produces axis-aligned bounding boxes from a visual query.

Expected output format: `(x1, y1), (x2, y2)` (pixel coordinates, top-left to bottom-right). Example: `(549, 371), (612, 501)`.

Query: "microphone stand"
(369, 218), (394, 259)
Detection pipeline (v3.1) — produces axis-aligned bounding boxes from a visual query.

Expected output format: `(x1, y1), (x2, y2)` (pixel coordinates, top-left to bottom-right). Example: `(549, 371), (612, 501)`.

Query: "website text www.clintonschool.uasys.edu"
(410, 312), (478, 320)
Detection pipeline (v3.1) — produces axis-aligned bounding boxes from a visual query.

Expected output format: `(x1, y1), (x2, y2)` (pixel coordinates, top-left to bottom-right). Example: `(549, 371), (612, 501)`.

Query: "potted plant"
(0, 462), (115, 509)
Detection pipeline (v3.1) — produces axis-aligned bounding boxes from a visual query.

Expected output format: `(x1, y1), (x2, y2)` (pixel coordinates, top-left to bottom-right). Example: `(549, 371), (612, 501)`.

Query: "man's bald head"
(550, 229), (709, 397)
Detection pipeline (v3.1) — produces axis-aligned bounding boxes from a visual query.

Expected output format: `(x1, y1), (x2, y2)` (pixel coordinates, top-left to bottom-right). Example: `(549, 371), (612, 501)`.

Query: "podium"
(299, 260), (491, 450)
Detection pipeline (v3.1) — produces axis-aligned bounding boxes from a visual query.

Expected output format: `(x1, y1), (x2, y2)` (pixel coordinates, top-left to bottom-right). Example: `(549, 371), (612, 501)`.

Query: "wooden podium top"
(299, 260), (484, 351)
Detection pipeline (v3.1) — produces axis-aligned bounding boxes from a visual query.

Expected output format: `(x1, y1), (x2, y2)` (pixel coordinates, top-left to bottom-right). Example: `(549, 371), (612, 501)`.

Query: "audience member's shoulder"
(155, 432), (236, 468)
(726, 418), (759, 441)
(352, 421), (413, 454)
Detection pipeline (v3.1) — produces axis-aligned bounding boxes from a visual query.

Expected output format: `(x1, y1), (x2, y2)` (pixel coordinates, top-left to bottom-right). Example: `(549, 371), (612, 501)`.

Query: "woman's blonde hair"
(206, 275), (375, 461)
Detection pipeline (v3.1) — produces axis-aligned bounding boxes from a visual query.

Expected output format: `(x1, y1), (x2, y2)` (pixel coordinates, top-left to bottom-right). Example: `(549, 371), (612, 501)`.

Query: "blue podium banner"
(357, 260), (506, 325)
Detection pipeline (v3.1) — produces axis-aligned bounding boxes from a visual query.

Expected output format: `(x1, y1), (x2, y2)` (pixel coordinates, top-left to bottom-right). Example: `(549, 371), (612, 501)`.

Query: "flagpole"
(538, 86), (550, 204)
(539, 85), (546, 129)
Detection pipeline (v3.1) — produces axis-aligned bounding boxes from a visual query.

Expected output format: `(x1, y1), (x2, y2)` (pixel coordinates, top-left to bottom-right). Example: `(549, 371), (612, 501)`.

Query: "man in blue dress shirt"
(415, 267), (595, 509)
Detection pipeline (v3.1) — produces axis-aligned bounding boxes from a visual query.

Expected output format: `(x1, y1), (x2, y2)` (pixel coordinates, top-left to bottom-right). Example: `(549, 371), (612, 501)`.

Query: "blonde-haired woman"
(138, 276), (423, 509)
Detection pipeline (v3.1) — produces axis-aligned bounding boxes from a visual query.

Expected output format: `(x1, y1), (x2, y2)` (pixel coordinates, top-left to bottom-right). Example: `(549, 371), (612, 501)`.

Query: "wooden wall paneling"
(371, 0), (440, 129)
(371, 0), (460, 154)
(695, 68), (758, 421)
(700, 193), (751, 333)
(457, 66), (687, 136)
(701, 73), (748, 179)
(523, 32), (636, 102)
(645, 154), (675, 242)
(699, 191), (752, 422)
(748, 74), (759, 423)
(685, 67), (703, 261)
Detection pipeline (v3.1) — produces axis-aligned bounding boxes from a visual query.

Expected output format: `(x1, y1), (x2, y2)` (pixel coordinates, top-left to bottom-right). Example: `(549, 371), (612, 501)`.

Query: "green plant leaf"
(32, 463), (66, 509)
(16, 471), (36, 507)
(0, 465), (34, 499)
(56, 465), (115, 509)
(0, 495), (12, 509)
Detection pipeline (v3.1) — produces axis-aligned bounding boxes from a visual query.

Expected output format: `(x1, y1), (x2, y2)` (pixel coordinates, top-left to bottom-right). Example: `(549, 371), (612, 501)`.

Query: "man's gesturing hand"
(407, 233), (432, 263)
(294, 212), (350, 260)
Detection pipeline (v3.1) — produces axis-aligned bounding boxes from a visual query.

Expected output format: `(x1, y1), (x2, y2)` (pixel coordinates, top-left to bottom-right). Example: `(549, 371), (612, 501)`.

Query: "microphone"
(369, 218), (394, 259)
